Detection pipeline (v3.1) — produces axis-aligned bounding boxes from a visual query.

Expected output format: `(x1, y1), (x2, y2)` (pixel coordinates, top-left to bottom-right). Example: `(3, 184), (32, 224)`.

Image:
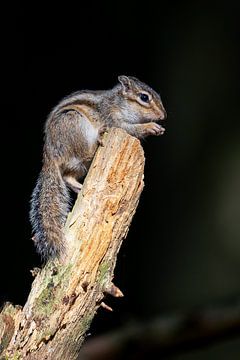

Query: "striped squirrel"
(30, 75), (167, 260)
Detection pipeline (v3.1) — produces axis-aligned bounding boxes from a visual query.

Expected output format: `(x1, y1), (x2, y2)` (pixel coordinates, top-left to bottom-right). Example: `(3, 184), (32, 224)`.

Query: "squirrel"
(30, 75), (167, 260)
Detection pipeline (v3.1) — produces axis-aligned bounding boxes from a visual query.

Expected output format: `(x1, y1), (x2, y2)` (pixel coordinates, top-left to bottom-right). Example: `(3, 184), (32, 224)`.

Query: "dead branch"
(0, 128), (145, 360)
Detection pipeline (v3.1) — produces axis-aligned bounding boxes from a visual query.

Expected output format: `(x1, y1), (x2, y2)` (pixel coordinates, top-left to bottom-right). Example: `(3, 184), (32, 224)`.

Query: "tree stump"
(0, 128), (145, 360)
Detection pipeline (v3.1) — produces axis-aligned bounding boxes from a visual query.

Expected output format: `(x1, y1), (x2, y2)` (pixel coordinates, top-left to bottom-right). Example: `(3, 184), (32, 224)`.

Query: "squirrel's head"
(117, 75), (167, 124)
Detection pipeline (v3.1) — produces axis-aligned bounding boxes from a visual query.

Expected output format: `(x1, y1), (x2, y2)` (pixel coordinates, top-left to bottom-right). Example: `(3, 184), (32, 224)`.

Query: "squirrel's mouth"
(156, 117), (166, 123)
(156, 117), (166, 127)
(158, 108), (167, 121)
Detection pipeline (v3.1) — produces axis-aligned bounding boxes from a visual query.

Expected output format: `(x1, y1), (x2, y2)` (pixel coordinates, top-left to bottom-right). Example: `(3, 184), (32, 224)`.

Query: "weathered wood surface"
(0, 128), (145, 360)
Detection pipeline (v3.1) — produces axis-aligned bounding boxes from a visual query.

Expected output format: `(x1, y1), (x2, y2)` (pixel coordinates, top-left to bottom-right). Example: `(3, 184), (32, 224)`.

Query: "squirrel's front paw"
(98, 125), (109, 146)
(144, 122), (165, 136)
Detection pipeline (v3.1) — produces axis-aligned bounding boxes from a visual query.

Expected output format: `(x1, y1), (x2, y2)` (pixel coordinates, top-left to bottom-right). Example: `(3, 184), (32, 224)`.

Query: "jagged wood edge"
(0, 128), (145, 360)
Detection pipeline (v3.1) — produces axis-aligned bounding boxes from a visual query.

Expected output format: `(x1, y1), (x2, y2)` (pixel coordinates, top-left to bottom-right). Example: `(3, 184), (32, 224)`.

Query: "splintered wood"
(0, 128), (145, 360)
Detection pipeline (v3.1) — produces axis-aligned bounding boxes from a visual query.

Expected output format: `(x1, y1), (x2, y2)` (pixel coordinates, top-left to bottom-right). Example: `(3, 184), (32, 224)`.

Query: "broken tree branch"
(0, 128), (145, 360)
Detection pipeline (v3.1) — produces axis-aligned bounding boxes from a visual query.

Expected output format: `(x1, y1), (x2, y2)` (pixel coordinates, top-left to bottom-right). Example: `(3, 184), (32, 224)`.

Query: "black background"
(1, 1), (240, 359)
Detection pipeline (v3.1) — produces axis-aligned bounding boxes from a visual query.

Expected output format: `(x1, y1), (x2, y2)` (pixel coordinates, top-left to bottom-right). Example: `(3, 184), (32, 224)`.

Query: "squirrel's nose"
(159, 107), (167, 120)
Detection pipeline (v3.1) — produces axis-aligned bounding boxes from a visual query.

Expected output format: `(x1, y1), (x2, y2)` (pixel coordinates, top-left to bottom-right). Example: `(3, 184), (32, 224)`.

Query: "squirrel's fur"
(30, 76), (166, 260)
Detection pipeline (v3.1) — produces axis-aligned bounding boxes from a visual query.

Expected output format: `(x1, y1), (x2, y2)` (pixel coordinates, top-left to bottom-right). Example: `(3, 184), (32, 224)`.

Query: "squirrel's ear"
(118, 75), (133, 93)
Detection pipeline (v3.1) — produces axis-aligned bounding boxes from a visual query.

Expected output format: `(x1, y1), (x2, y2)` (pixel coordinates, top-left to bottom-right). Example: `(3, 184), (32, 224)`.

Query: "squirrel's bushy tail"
(30, 164), (70, 260)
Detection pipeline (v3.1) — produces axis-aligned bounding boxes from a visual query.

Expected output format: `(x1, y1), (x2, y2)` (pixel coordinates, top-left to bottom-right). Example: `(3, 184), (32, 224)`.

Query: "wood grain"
(0, 128), (145, 360)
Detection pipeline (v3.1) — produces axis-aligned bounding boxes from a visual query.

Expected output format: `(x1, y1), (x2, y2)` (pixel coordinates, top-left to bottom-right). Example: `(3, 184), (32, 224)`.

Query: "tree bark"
(0, 128), (145, 360)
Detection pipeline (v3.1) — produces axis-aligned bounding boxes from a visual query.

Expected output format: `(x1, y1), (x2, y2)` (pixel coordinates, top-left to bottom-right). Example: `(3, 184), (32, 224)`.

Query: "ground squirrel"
(30, 75), (167, 260)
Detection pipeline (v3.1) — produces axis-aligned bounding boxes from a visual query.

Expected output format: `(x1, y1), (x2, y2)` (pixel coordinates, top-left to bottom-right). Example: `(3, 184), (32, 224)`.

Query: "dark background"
(1, 1), (240, 358)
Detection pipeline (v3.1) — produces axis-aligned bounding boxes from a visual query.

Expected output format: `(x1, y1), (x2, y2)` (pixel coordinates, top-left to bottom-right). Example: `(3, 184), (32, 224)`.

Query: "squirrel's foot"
(98, 125), (109, 146)
(64, 175), (83, 193)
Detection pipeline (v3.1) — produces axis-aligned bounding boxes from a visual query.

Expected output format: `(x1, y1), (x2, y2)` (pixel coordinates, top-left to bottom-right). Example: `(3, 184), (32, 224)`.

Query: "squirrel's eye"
(139, 93), (150, 103)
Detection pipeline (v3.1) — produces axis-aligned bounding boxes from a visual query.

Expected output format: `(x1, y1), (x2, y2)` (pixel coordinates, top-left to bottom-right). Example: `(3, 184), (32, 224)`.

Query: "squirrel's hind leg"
(63, 175), (82, 193)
